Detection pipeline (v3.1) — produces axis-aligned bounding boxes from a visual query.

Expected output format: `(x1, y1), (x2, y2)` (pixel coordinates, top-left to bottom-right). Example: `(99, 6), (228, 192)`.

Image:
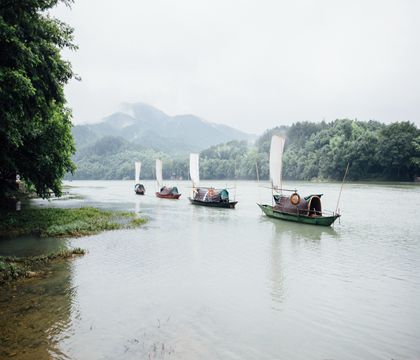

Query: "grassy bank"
(0, 207), (147, 238)
(0, 248), (85, 285)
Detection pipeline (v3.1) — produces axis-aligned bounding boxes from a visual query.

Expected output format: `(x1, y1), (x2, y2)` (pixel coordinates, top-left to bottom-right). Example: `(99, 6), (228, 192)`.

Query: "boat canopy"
(274, 194), (322, 216)
(159, 186), (178, 195)
(194, 188), (229, 202)
(220, 189), (229, 201)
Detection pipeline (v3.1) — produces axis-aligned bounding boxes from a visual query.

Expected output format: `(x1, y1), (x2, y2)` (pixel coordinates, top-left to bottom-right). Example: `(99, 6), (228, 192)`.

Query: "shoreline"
(0, 206), (147, 285)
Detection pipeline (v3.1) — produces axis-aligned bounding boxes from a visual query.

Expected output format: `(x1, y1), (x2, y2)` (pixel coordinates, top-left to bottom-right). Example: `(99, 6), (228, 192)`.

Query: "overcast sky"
(53, 0), (420, 134)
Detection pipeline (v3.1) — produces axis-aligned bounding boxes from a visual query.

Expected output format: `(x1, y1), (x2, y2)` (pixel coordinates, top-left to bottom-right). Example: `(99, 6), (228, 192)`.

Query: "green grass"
(0, 248), (85, 284)
(0, 207), (147, 238)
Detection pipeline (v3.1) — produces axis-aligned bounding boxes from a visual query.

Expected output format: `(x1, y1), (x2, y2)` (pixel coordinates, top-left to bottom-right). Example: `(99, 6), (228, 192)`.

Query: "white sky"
(53, 0), (420, 134)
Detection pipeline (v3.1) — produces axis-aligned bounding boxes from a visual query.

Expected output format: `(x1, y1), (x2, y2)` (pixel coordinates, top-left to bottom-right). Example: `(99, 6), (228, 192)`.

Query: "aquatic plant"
(0, 248), (85, 285)
(0, 207), (147, 238)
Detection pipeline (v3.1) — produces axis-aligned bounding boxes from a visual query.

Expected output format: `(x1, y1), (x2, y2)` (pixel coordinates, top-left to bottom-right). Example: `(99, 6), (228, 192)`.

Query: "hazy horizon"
(53, 0), (420, 134)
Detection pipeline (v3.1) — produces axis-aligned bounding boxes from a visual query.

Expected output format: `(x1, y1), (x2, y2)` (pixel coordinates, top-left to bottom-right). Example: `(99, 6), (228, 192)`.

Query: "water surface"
(1, 180), (419, 359)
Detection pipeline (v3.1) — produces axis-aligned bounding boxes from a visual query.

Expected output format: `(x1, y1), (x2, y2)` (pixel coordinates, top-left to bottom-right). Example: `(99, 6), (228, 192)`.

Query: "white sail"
(156, 159), (163, 188)
(189, 153), (200, 187)
(269, 135), (285, 190)
(135, 161), (141, 182)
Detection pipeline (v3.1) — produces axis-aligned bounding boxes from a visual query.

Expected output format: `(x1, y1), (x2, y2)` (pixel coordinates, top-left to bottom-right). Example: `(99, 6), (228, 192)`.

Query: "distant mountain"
(73, 102), (255, 153)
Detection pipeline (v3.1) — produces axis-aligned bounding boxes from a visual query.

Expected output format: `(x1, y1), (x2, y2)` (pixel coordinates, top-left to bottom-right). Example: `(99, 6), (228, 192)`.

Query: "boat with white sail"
(134, 161), (145, 195)
(258, 135), (340, 226)
(188, 153), (237, 208)
(155, 159), (181, 199)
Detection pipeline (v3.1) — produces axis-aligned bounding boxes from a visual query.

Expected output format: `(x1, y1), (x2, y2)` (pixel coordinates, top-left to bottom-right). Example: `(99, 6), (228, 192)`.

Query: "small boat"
(258, 135), (340, 226)
(134, 161), (145, 195)
(156, 186), (181, 199)
(155, 159), (181, 199)
(188, 153), (237, 208)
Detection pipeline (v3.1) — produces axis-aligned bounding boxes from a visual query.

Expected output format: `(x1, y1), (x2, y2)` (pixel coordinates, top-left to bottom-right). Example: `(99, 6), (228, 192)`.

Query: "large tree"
(0, 0), (76, 199)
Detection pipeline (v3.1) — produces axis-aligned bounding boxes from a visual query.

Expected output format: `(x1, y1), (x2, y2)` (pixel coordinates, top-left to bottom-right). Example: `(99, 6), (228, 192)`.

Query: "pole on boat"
(255, 161), (260, 184)
(234, 160), (237, 201)
(335, 162), (350, 214)
(271, 180), (274, 206)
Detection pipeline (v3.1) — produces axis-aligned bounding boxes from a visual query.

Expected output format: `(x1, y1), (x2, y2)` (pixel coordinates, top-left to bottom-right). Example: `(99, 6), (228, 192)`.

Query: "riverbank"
(0, 206), (147, 285)
(0, 248), (85, 285)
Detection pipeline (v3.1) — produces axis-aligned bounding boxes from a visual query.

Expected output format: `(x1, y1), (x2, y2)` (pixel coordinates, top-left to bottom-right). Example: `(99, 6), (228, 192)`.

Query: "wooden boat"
(134, 161), (145, 195)
(156, 186), (181, 199)
(188, 153), (237, 209)
(189, 197), (237, 208)
(258, 204), (339, 226)
(155, 159), (181, 199)
(135, 183), (145, 195)
(257, 135), (340, 226)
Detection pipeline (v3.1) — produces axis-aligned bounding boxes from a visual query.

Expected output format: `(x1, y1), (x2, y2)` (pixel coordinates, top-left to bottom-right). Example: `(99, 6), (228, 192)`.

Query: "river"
(1, 180), (419, 359)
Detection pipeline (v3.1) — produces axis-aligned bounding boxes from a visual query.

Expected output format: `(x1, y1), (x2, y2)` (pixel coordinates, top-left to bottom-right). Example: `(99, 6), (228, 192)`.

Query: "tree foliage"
(70, 119), (419, 182)
(0, 0), (76, 198)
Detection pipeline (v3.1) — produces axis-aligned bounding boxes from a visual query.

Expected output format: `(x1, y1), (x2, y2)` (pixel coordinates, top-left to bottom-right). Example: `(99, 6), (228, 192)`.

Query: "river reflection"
(0, 261), (76, 359)
(264, 216), (339, 241)
(1, 180), (419, 360)
(265, 218), (339, 312)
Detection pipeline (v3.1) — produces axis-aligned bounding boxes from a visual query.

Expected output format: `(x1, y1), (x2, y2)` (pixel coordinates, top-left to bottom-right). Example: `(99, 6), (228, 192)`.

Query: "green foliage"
(0, 0), (77, 199)
(201, 120), (419, 181)
(0, 207), (147, 238)
(69, 119), (420, 182)
(69, 136), (190, 180)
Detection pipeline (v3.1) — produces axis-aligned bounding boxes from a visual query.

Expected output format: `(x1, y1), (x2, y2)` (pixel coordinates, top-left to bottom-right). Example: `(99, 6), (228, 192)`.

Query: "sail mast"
(135, 162), (141, 183)
(189, 153), (200, 188)
(156, 159), (163, 189)
(269, 135), (285, 191)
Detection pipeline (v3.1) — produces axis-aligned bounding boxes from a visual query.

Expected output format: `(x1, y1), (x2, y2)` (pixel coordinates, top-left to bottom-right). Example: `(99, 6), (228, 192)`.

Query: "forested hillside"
(69, 119), (420, 181)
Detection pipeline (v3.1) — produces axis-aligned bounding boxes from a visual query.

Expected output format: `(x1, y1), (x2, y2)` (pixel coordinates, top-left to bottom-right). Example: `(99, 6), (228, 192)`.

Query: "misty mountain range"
(73, 102), (255, 153)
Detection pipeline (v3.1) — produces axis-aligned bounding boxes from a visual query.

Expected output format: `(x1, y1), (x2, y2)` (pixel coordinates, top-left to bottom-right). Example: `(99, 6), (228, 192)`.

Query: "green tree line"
(69, 119), (420, 182)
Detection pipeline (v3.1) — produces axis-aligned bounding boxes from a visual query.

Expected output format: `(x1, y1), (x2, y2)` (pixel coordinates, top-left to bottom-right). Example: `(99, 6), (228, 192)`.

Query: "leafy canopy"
(0, 0), (77, 198)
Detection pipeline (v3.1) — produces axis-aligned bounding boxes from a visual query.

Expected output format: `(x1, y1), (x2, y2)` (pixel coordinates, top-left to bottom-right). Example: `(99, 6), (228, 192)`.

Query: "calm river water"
(1, 180), (419, 360)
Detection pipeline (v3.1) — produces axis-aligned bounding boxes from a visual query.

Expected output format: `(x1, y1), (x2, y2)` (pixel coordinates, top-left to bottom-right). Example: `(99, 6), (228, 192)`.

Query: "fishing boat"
(257, 135), (340, 226)
(134, 161), (145, 195)
(188, 153), (238, 208)
(155, 159), (181, 199)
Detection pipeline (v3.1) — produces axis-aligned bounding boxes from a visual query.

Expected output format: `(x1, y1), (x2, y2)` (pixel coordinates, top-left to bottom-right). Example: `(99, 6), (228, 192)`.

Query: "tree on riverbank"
(0, 0), (77, 199)
(68, 119), (419, 182)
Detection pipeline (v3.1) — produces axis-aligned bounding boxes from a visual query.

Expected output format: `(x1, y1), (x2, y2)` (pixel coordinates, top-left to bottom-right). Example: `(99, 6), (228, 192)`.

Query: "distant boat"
(188, 153), (238, 209)
(134, 161), (145, 195)
(257, 135), (340, 226)
(155, 159), (181, 199)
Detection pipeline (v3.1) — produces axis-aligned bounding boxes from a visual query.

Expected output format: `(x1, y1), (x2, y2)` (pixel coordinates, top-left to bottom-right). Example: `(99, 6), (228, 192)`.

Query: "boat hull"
(135, 190), (145, 195)
(156, 192), (181, 199)
(258, 204), (339, 226)
(189, 198), (237, 209)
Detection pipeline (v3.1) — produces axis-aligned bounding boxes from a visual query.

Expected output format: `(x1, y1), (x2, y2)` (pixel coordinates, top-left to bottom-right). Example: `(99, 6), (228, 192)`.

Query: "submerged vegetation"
(0, 207), (146, 285)
(0, 207), (147, 238)
(0, 248), (85, 285)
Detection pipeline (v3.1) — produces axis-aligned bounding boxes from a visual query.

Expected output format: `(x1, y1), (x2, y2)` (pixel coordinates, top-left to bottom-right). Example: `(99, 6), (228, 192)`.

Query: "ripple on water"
(1, 180), (419, 360)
